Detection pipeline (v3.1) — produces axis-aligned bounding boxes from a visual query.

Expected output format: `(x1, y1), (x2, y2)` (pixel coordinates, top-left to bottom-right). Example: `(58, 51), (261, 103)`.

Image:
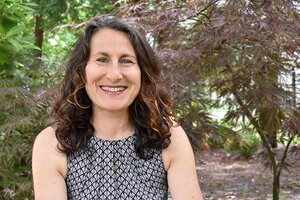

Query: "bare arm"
(163, 125), (204, 200)
(32, 127), (67, 200)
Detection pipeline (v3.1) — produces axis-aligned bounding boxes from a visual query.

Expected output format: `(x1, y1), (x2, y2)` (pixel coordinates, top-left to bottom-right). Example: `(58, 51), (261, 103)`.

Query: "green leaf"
(7, 38), (21, 53)
(0, 16), (18, 32)
(3, 12), (20, 22)
(0, 22), (4, 35)
(0, 50), (9, 65)
(20, 2), (38, 8)
(20, 2), (38, 7)
(6, 24), (25, 37)
(18, 4), (37, 12)
(20, 41), (40, 50)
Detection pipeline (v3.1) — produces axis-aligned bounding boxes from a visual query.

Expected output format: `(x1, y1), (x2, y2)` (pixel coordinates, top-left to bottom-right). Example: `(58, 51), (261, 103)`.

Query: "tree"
(0, 0), (117, 198)
(195, 1), (300, 199)
(120, 0), (235, 149)
(122, 0), (300, 199)
(33, 0), (116, 58)
(0, 1), (42, 198)
(0, 0), (37, 77)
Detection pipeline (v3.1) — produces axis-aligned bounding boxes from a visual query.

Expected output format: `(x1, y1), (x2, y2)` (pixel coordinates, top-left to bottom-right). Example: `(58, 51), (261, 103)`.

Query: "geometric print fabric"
(66, 133), (168, 200)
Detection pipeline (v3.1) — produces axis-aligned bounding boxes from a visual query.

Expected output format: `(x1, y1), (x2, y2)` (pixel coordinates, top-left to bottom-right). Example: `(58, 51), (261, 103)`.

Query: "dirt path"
(195, 149), (300, 200)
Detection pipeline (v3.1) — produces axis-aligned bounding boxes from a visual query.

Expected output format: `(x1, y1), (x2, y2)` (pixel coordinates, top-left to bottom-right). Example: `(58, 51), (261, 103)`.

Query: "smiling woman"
(32, 15), (203, 200)
(85, 29), (141, 114)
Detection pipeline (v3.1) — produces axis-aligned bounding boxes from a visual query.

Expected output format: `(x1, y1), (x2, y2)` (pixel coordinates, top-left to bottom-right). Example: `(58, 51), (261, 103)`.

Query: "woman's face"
(85, 28), (141, 113)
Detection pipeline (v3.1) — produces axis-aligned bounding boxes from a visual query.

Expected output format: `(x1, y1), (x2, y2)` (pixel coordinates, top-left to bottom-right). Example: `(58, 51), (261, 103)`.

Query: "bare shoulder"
(170, 123), (190, 143)
(34, 126), (57, 147)
(32, 127), (68, 199)
(168, 123), (193, 153)
(33, 127), (64, 157)
(32, 126), (67, 177)
(163, 123), (204, 199)
(162, 123), (193, 170)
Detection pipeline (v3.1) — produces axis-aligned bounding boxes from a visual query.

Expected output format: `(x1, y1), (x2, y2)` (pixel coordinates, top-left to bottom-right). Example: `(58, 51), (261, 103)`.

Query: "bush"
(224, 132), (262, 159)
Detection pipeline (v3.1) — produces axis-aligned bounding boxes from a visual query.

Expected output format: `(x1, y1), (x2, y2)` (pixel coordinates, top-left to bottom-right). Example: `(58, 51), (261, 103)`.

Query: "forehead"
(89, 28), (135, 55)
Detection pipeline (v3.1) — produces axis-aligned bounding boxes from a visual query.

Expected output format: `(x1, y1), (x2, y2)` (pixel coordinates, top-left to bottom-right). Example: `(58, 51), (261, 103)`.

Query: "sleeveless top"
(66, 133), (168, 200)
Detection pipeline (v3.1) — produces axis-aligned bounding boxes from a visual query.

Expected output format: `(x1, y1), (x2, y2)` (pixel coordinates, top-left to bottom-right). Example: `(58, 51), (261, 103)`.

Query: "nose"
(106, 61), (123, 82)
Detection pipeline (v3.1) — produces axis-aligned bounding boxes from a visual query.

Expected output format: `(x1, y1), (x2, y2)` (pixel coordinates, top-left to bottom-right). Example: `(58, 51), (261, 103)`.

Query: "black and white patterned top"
(66, 133), (168, 200)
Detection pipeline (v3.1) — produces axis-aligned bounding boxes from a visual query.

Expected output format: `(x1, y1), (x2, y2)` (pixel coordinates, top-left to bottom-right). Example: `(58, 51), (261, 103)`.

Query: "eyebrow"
(91, 51), (137, 59)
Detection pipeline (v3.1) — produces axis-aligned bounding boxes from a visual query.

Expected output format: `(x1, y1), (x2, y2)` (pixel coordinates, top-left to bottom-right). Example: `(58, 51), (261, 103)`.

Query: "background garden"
(0, 0), (299, 199)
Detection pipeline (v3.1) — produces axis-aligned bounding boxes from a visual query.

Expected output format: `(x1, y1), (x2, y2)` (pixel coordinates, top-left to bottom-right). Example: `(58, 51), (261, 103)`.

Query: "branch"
(179, 0), (220, 22)
(50, 22), (85, 33)
(277, 133), (296, 177)
(225, 64), (277, 170)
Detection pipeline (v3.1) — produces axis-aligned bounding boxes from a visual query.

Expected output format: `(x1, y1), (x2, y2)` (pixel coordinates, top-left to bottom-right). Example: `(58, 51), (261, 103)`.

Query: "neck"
(90, 108), (134, 140)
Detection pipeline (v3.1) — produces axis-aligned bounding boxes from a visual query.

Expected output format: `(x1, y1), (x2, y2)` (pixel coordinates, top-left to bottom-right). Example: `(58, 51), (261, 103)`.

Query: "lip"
(99, 85), (127, 93)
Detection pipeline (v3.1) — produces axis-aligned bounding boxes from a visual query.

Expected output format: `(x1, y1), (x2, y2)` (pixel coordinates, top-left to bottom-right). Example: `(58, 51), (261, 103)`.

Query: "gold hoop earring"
(67, 83), (90, 109)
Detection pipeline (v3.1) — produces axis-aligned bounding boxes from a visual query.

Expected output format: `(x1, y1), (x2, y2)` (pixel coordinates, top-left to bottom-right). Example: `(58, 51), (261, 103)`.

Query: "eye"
(120, 59), (134, 64)
(96, 57), (109, 63)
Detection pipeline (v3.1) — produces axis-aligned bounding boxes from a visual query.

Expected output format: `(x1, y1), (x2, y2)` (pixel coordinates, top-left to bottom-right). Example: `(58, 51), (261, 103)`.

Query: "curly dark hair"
(51, 15), (173, 159)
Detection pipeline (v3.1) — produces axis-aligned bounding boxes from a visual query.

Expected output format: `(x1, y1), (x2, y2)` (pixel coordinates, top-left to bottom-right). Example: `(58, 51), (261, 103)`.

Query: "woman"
(32, 15), (203, 200)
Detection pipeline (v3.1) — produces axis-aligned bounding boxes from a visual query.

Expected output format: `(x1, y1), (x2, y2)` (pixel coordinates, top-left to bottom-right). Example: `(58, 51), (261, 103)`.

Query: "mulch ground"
(195, 148), (300, 200)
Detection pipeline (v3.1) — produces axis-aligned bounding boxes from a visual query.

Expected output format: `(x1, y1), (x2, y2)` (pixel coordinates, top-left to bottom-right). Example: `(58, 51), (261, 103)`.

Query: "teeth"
(101, 86), (126, 92)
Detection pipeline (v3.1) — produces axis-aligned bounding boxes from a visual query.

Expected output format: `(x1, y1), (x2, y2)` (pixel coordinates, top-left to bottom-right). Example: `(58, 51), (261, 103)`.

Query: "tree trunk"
(292, 67), (296, 105)
(259, 110), (278, 148)
(273, 167), (280, 200)
(266, 131), (277, 148)
(34, 15), (43, 58)
(227, 70), (280, 199)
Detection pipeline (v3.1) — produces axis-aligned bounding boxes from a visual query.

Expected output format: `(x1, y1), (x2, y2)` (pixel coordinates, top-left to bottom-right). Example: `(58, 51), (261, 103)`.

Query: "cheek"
(84, 65), (101, 87)
(136, 71), (142, 90)
(84, 68), (95, 95)
(136, 67), (141, 81)
(84, 82), (92, 100)
(85, 66), (93, 82)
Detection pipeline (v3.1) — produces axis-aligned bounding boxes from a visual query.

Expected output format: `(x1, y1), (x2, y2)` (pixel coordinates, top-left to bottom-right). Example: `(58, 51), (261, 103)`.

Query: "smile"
(100, 86), (127, 92)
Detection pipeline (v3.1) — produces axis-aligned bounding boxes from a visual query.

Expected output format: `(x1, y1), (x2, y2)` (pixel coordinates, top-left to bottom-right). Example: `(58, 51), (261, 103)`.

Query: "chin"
(101, 105), (129, 112)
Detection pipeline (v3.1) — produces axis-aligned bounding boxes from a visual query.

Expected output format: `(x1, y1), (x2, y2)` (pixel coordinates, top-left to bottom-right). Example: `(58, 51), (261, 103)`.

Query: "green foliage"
(0, 79), (51, 199)
(0, 0), (38, 77)
(0, 0), (117, 198)
(1, 0), (299, 199)
(43, 29), (77, 61)
(224, 131), (262, 159)
(36, 0), (115, 29)
(0, 3), (39, 197)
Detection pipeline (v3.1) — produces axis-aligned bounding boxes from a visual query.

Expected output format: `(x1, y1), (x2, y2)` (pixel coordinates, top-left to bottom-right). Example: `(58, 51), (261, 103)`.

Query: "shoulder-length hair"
(52, 15), (173, 158)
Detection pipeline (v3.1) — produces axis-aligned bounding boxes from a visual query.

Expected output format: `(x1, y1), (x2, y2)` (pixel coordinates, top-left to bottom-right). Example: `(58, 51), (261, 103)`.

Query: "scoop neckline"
(91, 132), (136, 142)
